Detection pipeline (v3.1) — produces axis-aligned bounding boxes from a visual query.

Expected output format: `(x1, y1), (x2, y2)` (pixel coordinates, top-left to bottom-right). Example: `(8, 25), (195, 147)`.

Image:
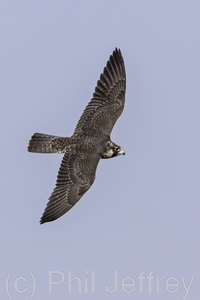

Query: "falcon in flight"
(27, 48), (126, 224)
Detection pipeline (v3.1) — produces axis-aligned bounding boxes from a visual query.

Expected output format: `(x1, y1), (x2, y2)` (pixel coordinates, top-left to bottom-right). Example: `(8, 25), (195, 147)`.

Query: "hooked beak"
(119, 148), (125, 156)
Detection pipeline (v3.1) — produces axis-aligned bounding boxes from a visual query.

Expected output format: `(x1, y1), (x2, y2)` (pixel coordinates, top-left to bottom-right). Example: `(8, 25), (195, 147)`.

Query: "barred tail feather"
(27, 133), (67, 153)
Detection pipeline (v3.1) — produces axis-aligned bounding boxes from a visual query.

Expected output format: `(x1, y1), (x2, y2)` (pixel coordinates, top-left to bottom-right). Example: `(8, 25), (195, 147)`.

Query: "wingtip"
(113, 47), (122, 55)
(40, 215), (46, 224)
(40, 212), (46, 224)
(111, 48), (124, 65)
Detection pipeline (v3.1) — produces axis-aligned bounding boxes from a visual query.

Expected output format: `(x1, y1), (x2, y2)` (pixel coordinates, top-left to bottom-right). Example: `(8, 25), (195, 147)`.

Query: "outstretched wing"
(73, 48), (126, 137)
(40, 148), (101, 223)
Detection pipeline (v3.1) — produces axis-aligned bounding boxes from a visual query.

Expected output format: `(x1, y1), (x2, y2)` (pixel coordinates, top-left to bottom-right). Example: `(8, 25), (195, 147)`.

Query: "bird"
(27, 48), (126, 224)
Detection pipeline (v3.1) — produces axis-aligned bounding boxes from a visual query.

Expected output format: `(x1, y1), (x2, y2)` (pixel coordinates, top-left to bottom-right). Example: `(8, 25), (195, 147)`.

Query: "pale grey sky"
(1, 1), (200, 299)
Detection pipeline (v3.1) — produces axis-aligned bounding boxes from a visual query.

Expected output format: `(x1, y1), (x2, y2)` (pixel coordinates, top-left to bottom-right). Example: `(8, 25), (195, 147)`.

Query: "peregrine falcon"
(27, 48), (126, 224)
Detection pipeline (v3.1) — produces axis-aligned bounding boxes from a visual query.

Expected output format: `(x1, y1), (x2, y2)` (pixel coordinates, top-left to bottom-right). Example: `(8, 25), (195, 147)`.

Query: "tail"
(27, 133), (69, 153)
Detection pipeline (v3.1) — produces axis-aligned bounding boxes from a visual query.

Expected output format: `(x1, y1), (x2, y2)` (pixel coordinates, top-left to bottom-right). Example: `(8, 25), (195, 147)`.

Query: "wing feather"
(40, 150), (101, 223)
(73, 48), (126, 137)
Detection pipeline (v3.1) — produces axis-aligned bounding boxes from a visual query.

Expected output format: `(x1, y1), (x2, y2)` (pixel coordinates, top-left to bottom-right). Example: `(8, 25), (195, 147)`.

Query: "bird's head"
(102, 141), (125, 159)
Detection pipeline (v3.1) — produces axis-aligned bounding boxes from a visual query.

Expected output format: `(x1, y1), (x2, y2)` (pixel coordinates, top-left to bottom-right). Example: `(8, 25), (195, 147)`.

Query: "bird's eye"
(115, 147), (120, 152)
